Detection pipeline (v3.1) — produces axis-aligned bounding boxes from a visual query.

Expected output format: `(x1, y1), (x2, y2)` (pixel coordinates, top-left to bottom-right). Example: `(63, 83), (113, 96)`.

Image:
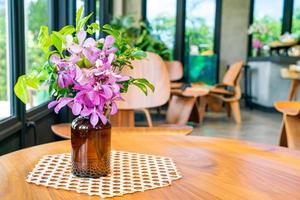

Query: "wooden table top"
(51, 124), (193, 139)
(281, 68), (300, 80)
(1, 133), (300, 199)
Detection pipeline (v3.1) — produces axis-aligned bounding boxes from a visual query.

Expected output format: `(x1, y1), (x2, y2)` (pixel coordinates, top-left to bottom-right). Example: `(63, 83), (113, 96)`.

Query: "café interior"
(1, 0), (300, 199)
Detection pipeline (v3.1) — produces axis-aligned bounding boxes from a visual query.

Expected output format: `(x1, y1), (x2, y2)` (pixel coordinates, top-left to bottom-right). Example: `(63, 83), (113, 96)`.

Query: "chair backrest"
(164, 61), (184, 81)
(116, 52), (171, 109)
(222, 61), (244, 87)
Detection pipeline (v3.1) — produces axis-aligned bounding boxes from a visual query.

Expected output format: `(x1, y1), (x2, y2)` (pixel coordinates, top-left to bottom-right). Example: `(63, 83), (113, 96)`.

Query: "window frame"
(0, 0), (112, 148)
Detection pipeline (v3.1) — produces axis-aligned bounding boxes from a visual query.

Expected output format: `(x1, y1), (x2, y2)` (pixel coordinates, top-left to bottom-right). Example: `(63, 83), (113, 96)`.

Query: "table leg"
(288, 80), (300, 101)
(196, 96), (207, 125)
(279, 119), (288, 147)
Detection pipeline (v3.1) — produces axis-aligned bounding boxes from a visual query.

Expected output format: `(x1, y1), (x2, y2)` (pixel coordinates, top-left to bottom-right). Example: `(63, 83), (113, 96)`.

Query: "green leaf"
(133, 82), (148, 95)
(86, 28), (93, 34)
(137, 78), (155, 92)
(14, 75), (29, 104)
(50, 31), (64, 54)
(86, 22), (100, 34)
(83, 57), (92, 68)
(38, 26), (51, 53)
(132, 50), (146, 59)
(90, 22), (100, 30)
(59, 25), (75, 35)
(26, 74), (40, 89)
(77, 12), (93, 31)
(76, 6), (84, 27)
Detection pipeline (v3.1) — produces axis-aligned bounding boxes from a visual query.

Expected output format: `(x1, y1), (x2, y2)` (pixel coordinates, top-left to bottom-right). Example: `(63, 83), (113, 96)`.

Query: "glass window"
(0, 0), (11, 120)
(292, 0), (300, 33)
(185, 0), (217, 85)
(185, 0), (216, 54)
(251, 0), (284, 56)
(24, 0), (50, 110)
(146, 0), (177, 58)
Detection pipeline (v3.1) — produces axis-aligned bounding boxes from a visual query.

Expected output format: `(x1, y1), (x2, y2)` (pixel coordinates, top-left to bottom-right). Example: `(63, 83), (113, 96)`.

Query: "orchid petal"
(110, 102), (118, 115)
(83, 38), (96, 48)
(58, 75), (65, 88)
(90, 112), (99, 127)
(54, 98), (73, 114)
(80, 106), (92, 116)
(101, 85), (113, 99)
(72, 102), (82, 115)
(69, 44), (82, 54)
(118, 75), (130, 82)
(69, 54), (81, 64)
(94, 94), (100, 105)
(103, 35), (115, 49)
(66, 34), (73, 46)
(106, 47), (117, 54)
(98, 113), (108, 125)
(48, 101), (58, 109)
(107, 53), (115, 65)
(49, 54), (61, 64)
(77, 30), (87, 45)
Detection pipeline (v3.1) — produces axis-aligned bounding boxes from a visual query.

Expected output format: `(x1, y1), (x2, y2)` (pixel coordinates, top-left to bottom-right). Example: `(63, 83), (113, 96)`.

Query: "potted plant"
(248, 22), (270, 57)
(14, 8), (154, 178)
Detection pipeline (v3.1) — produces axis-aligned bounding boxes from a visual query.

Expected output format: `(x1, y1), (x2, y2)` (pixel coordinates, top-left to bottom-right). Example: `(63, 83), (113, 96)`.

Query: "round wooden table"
(1, 134), (300, 199)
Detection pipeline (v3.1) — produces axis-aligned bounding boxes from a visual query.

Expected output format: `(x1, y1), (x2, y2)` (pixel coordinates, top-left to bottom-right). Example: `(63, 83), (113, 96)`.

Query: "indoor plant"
(14, 8), (154, 178)
(248, 22), (271, 57)
(110, 15), (172, 60)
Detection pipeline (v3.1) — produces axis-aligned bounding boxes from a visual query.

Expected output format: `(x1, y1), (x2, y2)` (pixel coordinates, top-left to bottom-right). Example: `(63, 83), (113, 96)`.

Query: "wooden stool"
(275, 101), (300, 149)
(167, 87), (209, 125)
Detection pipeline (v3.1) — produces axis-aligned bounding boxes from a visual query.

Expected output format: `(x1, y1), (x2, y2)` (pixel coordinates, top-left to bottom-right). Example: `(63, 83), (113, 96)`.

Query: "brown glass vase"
(71, 116), (111, 178)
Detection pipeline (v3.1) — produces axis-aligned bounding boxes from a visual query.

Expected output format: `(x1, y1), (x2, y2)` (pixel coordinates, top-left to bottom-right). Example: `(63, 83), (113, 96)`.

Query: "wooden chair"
(164, 61), (184, 89)
(275, 101), (300, 149)
(111, 52), (170, 127)
(204, 61), (244, 124)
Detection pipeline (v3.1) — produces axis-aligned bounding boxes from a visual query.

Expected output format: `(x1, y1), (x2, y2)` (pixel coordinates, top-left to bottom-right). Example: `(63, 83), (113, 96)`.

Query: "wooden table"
(281, 68), (300, 100)
(1, 133), (300, 199)
(51, 124), (193, 139)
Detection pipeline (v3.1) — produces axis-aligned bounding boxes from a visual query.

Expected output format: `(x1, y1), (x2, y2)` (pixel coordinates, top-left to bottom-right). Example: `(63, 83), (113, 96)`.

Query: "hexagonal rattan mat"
(26, 151), (182, 198)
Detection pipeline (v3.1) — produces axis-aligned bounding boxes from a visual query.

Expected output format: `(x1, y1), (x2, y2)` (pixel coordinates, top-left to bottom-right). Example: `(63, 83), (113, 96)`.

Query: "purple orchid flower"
(253, 39), (263, 49)
(47, 33), (132, 127)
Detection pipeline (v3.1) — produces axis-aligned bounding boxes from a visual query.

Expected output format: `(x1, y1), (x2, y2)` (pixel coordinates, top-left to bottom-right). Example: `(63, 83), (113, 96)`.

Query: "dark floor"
(136, 108), (282, 145)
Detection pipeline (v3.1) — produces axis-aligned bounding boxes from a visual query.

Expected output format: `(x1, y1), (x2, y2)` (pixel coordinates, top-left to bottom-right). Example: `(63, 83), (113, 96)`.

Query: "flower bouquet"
(14, 7), (154, 177)
(248, 22), (271, 56)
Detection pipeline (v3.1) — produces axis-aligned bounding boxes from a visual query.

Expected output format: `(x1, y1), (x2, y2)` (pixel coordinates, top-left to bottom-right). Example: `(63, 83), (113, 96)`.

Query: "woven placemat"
(26, 151), (182, 198)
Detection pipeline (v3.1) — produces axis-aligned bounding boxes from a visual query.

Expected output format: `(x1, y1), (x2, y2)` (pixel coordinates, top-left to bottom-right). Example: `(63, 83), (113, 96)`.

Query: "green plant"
(110, 15), (172, 61)
(14, 7), (154, 108)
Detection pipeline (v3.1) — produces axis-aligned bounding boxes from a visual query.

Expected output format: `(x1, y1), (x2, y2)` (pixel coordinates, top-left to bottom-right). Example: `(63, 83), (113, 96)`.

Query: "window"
(24, 0), (50, 110)
(185, 0), (218, 85)
(185, 0), (216, 54)
(251, 0), (284, 56)
(146, 0), (177, 58)
(0, 0), (11, 120)
(292, 0), (300, 33)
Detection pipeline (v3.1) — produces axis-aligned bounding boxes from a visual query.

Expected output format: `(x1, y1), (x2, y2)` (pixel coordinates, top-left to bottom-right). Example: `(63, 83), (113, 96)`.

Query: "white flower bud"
(98, 38), (105, 43)
(95, 59), (103, 68)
